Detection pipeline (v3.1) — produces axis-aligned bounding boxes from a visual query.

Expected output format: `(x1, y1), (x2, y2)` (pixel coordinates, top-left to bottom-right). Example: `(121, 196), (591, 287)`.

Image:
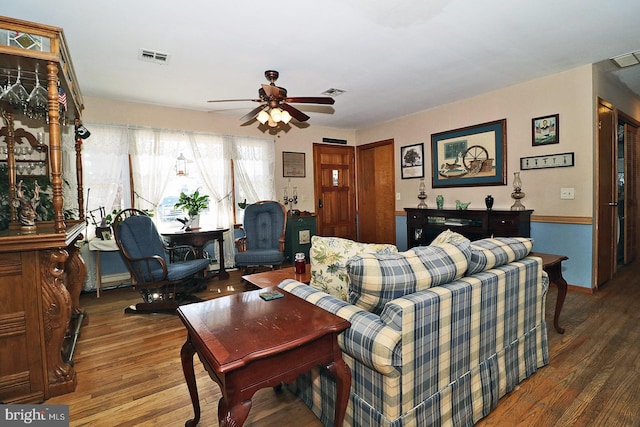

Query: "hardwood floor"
(48, 262), (640, 426)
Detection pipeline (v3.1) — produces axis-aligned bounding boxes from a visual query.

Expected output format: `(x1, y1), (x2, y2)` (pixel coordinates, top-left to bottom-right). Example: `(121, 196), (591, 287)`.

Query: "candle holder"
(510, 172), (526, 211)
(283, 186), (298, 214)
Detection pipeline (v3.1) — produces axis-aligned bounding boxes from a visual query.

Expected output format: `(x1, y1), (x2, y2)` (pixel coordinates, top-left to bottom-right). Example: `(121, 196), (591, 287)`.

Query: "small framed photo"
(532, 114), (559, 146)
(400, 143), (424, 179)
(283, 151), (306, 177)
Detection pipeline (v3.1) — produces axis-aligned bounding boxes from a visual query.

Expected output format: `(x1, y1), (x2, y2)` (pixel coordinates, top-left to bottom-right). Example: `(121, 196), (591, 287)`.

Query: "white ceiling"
(4, 1), (640, 130)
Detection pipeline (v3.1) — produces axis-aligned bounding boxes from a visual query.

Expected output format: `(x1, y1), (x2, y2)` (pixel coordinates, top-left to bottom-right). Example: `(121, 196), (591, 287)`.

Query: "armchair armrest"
(234, 236), (246, 252)
(279, 279), (401, 374)
(126, 254), (168, 283)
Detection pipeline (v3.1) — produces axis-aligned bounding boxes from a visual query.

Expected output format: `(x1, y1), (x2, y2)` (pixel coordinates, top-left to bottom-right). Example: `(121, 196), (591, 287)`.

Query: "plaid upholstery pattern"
(466, 237), (533, 275)
(280, 255), (548, 426)
(347, 241), (471, 314)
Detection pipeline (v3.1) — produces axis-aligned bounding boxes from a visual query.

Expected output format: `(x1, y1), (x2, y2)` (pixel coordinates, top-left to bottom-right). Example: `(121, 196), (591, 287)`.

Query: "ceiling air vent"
(322, 88), (346, 96)
(138, 49), (170, 64)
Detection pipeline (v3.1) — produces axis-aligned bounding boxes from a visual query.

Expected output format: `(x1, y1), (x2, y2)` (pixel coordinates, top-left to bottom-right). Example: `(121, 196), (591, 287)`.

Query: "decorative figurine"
(455, 200), (470, 210)
(436, 194), (444, 210)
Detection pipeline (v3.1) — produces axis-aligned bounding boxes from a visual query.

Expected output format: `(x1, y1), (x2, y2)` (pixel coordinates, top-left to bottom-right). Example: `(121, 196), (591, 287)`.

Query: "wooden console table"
(530, 252), (569, 334)
(178, 287), (351, 426)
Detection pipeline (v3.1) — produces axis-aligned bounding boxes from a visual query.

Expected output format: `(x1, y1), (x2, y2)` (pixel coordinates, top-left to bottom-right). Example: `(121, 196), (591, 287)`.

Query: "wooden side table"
(530, 252), (569, 334)
(178, 286), (351, 427)
(242, 264), (311, 288)
(162, 228), (230, 280)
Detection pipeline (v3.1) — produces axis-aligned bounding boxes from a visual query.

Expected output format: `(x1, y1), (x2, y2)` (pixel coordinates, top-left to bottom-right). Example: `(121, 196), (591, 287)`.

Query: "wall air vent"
(138, 49), (170, 64)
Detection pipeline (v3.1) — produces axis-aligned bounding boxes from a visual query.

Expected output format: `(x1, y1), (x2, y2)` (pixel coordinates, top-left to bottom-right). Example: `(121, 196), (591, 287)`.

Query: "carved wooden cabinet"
(0, 16), (87, 403)
(405, 208), (533, 248)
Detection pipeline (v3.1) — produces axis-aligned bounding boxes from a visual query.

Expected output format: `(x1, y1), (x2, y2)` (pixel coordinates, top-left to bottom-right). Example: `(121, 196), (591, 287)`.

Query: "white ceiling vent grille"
(138, 49), (170, 64)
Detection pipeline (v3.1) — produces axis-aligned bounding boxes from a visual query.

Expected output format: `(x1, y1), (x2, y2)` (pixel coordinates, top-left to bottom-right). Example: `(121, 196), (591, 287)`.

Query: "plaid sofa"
(278, 237), (549, 426)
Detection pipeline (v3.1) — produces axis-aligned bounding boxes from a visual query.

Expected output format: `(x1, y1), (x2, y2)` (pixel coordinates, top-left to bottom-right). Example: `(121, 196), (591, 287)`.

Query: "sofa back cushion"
(347, 240), (471, 314)
(466, 237), (533, 275)
(309, 235), (398, 300)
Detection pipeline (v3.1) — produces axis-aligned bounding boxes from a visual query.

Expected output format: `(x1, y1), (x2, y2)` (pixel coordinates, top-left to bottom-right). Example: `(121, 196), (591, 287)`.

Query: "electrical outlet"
(396, 192), (401, 201)
(560, 187), (575, 200)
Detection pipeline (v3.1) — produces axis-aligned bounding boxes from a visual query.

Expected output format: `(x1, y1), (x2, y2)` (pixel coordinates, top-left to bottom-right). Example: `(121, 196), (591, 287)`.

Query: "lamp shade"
(281, 109), (292, 124)
(270, 108), (282, 123)
(257, 110), (270, 124)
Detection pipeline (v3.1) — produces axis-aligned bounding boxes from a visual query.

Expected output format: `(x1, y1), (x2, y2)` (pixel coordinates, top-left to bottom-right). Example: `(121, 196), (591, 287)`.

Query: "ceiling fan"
(207, 70), (335, 126)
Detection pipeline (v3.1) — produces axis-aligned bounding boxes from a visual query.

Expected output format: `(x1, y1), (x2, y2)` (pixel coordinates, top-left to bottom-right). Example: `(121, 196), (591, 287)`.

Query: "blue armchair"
(234, 201), (287, 272)
(112, 209), (210, 314)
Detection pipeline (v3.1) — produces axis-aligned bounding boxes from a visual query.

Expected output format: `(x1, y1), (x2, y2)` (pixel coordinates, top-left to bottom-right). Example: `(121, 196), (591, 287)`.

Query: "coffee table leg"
(218, 395), (252, 427)
(181, 336), (201, 427)
(326, 356), (351, 427)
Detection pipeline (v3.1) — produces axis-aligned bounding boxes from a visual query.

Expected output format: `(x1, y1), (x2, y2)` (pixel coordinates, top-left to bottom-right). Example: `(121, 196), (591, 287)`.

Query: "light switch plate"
(560, 187), (575, 199)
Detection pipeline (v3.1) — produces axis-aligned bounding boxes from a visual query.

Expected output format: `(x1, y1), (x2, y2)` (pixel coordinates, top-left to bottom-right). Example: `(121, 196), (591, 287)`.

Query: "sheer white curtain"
(233, 135), (276, 207)
(130, 128), (183, 210)
(189, 133), (235, 267)
(83, 123), (130, 224)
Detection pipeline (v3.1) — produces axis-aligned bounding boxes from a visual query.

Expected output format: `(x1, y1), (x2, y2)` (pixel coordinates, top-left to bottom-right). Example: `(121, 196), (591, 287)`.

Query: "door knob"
(318, 199), (323, 208)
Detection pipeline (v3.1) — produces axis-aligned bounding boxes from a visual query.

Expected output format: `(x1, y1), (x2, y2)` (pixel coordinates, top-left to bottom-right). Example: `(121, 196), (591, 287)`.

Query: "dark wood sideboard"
(405, 208), (533, 248)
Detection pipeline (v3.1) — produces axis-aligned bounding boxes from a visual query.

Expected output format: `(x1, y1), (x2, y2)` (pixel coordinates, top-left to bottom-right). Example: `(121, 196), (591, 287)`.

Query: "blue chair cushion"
(235, 249), (284, 267)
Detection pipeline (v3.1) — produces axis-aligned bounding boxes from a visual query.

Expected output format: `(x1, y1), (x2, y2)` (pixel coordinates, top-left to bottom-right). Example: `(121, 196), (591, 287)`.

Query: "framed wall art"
(400, 143), (424, 179)
(532, 114), (559, 146)
(520, 152), (574, 170)
(431, 119), (507, 188)
(282, 151), (306, 177)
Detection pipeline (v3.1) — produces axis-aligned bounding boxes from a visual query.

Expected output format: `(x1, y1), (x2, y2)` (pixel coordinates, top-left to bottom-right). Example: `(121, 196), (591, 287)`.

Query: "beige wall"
(83, 96), (356, 213)
(83, 64), (640, 219)
(356, 65), (596, 217)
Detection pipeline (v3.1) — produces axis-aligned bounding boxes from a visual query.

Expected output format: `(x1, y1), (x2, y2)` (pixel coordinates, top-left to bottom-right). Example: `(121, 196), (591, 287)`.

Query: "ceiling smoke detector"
(322, 88), (346, 96)
(138, 49), (170, 64)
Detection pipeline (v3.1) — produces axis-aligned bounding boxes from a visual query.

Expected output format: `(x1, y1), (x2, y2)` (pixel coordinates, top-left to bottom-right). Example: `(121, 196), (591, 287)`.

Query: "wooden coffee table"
(242, 264), (311, 289)
(178, 286), (351, 427)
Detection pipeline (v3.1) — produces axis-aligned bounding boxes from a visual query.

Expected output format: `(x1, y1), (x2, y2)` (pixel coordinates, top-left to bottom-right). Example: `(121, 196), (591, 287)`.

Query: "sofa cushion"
(347, 240), (471, 314)
(309, 235), (398, 301)
(466, 237), (533, 275)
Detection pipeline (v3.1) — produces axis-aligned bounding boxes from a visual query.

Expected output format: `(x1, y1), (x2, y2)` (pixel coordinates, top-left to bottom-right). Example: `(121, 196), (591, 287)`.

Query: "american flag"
(58, 85), (67, 110)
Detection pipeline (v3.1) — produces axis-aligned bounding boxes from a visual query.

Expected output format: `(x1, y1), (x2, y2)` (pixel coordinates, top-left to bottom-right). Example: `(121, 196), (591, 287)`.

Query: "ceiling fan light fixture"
(281, 109), (292, 124)
(257, 110), (270, 124)
(268, 117), (278, 127)
(270, 107), (282, 123)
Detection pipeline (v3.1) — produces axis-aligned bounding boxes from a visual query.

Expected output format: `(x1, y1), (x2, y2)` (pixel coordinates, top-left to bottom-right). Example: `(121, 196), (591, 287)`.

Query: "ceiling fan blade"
(207, 98), (261, 103)
(239, 105), (266, 122)
(281, 103), (310, 122)
(284, 96), (335, 105)
(261, 84), (286, 98)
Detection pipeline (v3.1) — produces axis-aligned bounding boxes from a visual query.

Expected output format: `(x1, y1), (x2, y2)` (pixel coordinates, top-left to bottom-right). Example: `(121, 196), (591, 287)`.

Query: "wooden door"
(313, 144), (356, 239)
(357, 139), (396, 244)
(596, 99), (617, 287)
(621, 119), (639, 264)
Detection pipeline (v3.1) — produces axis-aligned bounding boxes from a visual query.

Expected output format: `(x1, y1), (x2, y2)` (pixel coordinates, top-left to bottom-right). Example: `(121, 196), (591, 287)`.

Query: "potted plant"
(174, 189), (209, 230)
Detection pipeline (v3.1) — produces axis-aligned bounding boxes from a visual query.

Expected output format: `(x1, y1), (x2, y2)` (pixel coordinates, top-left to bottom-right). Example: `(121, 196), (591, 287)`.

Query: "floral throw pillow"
(309, 235), (398, 301)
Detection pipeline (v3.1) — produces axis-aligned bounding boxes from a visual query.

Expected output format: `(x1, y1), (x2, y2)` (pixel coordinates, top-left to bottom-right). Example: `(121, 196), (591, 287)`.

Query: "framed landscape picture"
(532, 114), (559, 146)
(431, 119), (507, 188)
(400, 143), (424, 179)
